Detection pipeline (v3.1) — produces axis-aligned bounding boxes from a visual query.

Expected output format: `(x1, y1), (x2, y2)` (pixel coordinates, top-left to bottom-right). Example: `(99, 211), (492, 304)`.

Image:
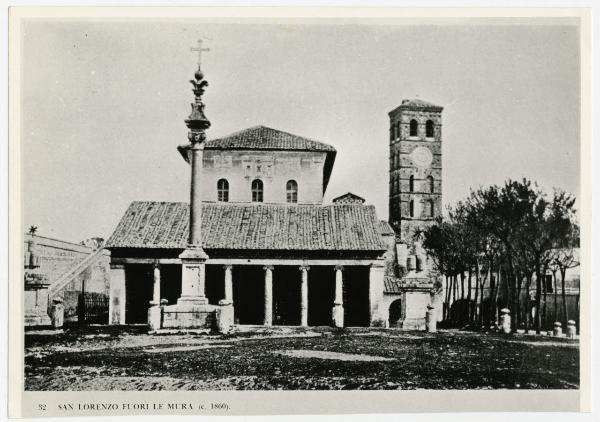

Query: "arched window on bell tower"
(409, 175), (415, 193)
(427, 175), (434, 193)
(409, 119), (418, 137)
(409, 199), (414, 217)
(426, 120), (434, 138)
(427, 199), (435, 217)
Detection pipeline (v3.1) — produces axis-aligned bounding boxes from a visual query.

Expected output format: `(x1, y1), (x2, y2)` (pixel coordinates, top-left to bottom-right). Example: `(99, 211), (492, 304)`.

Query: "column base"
(177, 296), (209, 306)
(147, 303), (161, 331)
(332, 304), (344, 328)
(161, 302), (217, 329)
(25, 309), (51, 327)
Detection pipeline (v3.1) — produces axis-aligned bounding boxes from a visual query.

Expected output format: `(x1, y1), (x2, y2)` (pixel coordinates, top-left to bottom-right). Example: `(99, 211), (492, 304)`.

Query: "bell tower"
(388, 99), (443, 242)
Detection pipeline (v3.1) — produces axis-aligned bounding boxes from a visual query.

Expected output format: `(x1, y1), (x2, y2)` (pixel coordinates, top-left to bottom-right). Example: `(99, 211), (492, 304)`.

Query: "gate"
(78, 293), (109, 324)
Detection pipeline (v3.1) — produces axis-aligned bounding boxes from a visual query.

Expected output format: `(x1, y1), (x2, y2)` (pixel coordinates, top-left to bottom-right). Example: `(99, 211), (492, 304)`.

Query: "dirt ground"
(24, 326), (579, 390)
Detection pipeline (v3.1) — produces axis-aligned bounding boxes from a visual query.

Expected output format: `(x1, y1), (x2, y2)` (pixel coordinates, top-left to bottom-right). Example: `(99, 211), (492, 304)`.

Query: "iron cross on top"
(191, 39), (210, 68)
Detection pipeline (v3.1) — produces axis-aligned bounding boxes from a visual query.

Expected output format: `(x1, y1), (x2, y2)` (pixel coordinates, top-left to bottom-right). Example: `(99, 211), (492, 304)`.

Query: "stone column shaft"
(109, 264), (126, 325)
(189, 143), (204, 246)
(264, 266), (274, 326)
(152, 263), (161, 304)
(332, 265), (344, 328)
(368, 261), (385, 327)
(300, 266), (309, 326)
(224, 265), (233, 301)
(335, 266), (343, 305)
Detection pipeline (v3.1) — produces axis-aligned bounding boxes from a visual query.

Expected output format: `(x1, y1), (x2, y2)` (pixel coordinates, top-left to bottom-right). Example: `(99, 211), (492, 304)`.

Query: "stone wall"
(201, 150), (328, 204)
(24, 234), (110, 323)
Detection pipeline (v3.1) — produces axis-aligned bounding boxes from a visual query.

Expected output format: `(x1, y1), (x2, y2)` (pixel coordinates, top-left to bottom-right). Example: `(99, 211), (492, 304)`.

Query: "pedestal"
(178, 247), (209, 305)
(161, 247), (215, 329)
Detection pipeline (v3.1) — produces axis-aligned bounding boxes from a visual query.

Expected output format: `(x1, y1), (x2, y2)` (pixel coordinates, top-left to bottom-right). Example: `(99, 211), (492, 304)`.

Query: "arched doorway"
(389, 299), (403, 328)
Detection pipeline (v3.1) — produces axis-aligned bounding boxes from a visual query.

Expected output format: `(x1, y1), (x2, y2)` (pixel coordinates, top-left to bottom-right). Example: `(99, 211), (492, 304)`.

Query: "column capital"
(371, 260), (386, 269)
(223, 264), (233, 271)
(299, 265), (310, 272)
(152, 260), (161, 270)
(334, 265), (344, 272)
(110, 263), (126, 270)
(263, 265), (275, 271)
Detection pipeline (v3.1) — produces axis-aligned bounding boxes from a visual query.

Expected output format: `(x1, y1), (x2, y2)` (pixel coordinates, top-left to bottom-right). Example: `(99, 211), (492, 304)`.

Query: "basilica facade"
(104, 51), (443, 331)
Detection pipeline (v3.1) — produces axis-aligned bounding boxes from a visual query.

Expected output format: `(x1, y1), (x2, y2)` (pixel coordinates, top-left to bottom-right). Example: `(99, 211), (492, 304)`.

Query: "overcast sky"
(20, 19), (580, 243)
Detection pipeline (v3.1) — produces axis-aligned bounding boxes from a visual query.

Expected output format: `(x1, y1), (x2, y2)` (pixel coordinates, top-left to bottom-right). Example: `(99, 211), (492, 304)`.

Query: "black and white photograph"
(8, 7), (592, 418)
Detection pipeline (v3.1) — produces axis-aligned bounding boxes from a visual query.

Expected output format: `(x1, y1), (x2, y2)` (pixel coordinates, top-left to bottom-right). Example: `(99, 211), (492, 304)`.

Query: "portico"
(108, 254), (385, 328)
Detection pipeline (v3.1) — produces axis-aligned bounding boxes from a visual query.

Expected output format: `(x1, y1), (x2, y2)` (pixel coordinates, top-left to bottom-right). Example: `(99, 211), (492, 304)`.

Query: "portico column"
(224, 265), (233, 301)
(148, 262), (162, 331)
(300, 265), (310, 326)
(152, 262), (161, 304)
(332, 265), (344, 328)
(369, 260), (386, 327)
(109, 263), (126, 325)
(263, 266), (274, 326)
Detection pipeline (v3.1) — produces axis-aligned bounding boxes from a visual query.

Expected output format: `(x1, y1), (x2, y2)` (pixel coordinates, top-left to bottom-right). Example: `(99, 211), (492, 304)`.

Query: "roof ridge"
(209, 125), (264, 141)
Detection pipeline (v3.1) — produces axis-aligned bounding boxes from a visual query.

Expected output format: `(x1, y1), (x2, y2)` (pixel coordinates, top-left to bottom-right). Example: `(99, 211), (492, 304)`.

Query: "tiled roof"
(177, 125), (337, 194)
(378, 220), (395, 236)
(332, 192), (365, 204)
(106, 201), (386, 252)
(389, 99), (443, 115)
(384, 276), (403, 293)
(206, 126), (336, 152)
(384, 276), (434, 293)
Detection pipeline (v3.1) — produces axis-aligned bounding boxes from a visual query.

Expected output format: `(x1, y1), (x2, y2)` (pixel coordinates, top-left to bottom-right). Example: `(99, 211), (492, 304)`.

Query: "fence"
(77, 293), (109, 325)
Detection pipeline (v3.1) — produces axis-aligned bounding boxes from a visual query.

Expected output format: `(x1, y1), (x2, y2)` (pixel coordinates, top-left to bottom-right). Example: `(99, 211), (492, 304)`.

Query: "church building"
(104, 43), (443, 331)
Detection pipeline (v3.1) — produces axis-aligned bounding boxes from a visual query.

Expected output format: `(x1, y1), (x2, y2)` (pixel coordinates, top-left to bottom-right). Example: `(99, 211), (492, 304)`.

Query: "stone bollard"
(553, 321), (563, 337)
(147, 301), (161, 332)
(216, 299), (234, 334)
(50, 298), (64, 329)
(425, 305), (436, 333)
(499, 308), (511, 334)
(566, 320), (576, 339)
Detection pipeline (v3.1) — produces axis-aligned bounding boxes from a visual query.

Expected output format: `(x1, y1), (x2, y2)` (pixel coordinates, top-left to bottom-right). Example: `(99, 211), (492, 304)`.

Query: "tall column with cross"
(177, 39), (212, 311)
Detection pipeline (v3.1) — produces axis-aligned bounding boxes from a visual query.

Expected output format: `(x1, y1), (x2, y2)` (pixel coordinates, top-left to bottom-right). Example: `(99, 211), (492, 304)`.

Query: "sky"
(20, 19), (581, 243)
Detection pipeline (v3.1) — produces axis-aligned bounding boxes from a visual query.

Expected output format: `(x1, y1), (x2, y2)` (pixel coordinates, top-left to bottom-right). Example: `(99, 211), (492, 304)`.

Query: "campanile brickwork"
(388, 99), (443, 242)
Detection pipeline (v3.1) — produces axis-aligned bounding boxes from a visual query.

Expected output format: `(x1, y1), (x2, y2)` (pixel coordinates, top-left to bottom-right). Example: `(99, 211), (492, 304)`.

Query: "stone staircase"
(47, 248), (109, 299)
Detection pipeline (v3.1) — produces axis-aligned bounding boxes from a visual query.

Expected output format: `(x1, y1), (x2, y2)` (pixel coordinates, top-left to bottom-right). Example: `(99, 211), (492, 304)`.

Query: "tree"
(554, 222), (579, 328)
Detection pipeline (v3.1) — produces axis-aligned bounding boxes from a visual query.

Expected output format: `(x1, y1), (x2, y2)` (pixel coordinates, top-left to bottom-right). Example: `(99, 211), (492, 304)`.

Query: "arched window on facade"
(409, 175), (415, 193)
(427, 175), (434, 193)
(426, 120), (435, 138)
(286, 180), (298, 203)
(409, 199), (414, 217)
(217, 179), (229, 202)
(427, 199), (435, 217)
(409, 119), (418, 137)
(251, 179), (263, 202)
